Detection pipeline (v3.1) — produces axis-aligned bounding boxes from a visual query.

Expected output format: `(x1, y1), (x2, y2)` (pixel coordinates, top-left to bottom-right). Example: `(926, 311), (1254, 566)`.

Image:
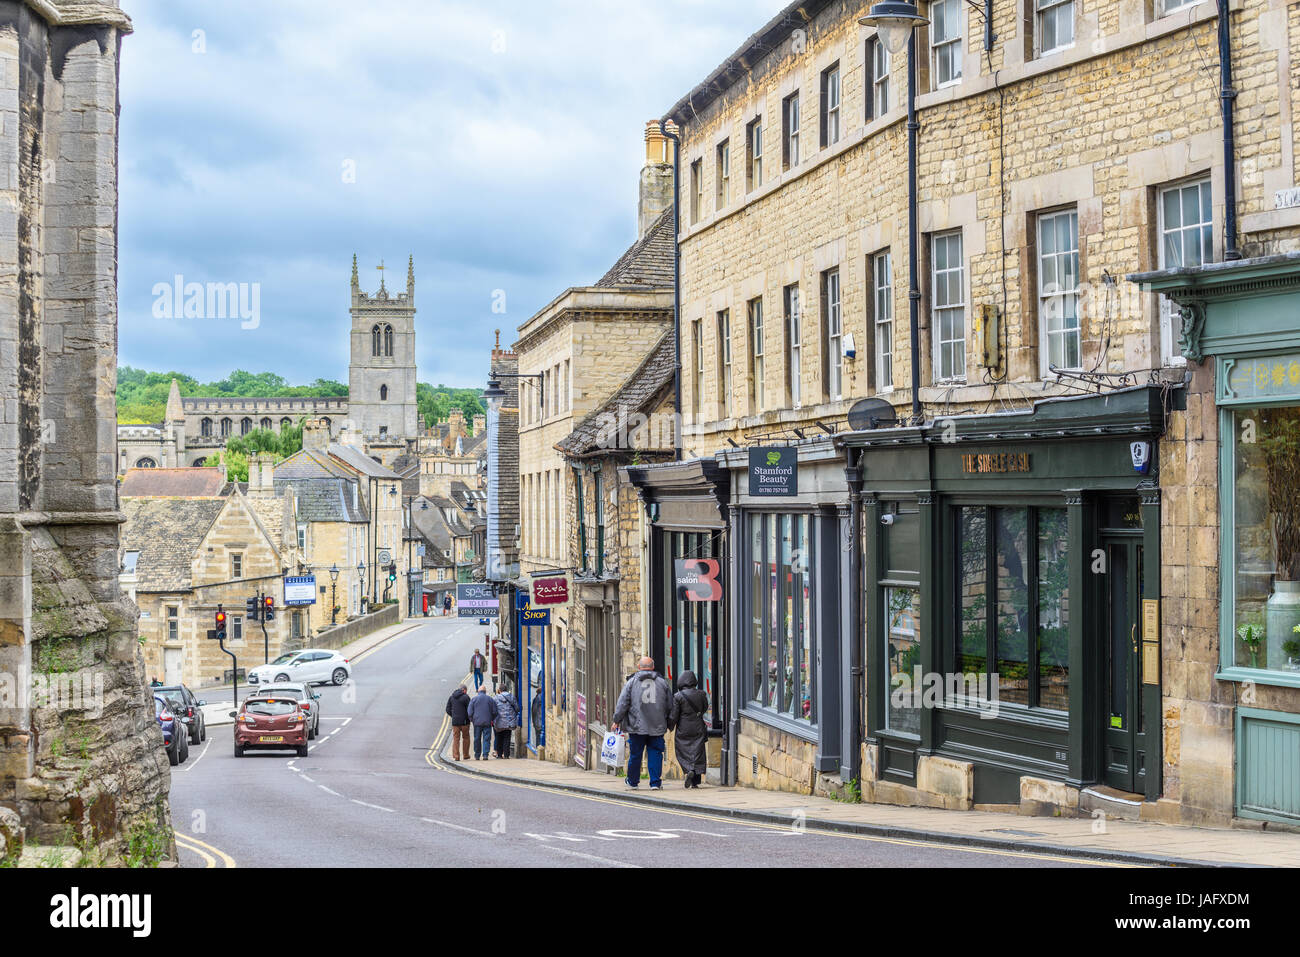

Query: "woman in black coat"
(668, 670), (709, 788)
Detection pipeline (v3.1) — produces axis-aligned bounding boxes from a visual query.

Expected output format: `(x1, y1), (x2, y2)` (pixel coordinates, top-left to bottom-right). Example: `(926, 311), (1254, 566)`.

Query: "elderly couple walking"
(445, 681), (519, 761)
(612, 656), (709, 790)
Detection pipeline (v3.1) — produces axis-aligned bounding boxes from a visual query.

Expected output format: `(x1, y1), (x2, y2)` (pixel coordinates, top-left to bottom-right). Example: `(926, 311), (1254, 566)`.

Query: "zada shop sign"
(749, 446), (797, 497)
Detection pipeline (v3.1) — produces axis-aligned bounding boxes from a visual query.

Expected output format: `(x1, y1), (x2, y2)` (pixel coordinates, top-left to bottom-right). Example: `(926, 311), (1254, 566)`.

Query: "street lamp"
(357, 561), (367, 614)
(860, 1), (928, 425)
(328, 563), (340, 625)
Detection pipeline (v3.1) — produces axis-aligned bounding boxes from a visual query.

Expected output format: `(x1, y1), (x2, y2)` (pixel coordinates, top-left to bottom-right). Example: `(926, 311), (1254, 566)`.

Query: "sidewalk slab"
(440, 746), (1300, 868)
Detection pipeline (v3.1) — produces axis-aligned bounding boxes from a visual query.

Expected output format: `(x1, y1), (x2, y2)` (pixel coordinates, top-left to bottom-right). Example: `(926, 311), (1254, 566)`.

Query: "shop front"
(845, 387), (1170, 810)
(624, 459), (730, 782)
(1136, 253), (1300, 825)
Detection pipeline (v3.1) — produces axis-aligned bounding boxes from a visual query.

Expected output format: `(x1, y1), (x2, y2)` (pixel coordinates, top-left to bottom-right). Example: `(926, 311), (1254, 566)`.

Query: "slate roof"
(280, 478), (368, 524)
(120, 467), (227, 498)
(595, 209), (674, 288)
(557, 328), (677, 457)
(274, 448), (353, 481)
(120, 497), (226, 592)
(328, 443), (400, 480)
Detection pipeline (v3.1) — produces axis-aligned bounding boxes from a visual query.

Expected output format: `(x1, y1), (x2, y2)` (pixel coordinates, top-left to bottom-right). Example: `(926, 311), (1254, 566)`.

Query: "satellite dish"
(847, 397), (898, 431)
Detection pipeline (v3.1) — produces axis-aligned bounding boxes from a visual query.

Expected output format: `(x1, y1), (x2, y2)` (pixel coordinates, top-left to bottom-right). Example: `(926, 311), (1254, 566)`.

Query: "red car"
(232, 696), (309, 758)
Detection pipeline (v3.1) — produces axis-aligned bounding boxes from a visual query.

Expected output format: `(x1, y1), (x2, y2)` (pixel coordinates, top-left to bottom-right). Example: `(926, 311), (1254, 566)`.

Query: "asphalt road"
(168, 616), (1109, 868)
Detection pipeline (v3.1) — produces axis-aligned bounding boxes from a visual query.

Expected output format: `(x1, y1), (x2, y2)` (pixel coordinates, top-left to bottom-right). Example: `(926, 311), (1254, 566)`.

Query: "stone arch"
(280, 417), (291, 430)
(191, 456), (207, 467)
(260, 417), (272, 430)
(221, 417), (233, 437)
(372, 324), (382, 357)
(200, 417), (213, 437)
(135, 457), (157, 469)
(380, 384), (388, 401)
(241, 417), (253, 435)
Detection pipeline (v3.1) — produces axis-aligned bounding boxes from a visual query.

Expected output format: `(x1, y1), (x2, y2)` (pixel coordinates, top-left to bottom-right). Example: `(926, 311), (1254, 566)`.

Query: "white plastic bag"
(599, 731), (626, 768)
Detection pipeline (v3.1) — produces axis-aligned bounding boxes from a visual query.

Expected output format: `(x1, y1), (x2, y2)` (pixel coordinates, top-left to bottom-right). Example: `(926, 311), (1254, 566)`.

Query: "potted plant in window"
(1286, 625), (1300, 671)
(1237, 620), (1264, 670)
(1261, 408), (1300, 670)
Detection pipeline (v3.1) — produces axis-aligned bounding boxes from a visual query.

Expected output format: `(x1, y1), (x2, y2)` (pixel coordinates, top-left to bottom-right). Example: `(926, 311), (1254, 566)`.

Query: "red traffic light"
(215, 611), (227, 625)
(263, 597), (274, 608)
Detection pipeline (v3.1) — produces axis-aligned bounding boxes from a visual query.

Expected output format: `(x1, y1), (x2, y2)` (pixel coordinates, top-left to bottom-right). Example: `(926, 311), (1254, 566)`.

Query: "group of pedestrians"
(612, 656), (709, 790)
(445, 645), (520, 761)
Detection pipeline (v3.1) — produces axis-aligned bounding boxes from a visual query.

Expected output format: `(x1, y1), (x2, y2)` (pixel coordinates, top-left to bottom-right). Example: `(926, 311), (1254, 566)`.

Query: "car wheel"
(168, 739), (179, 766)
(308, 724), (316, 740)
(178, 735), (189, 764)
(200, 720), (207, 744)
(297, 744), (309, 758)
(275, 673), (290, 682)
(234, 742), (244, 757)
(331, 668), (348, 686)
(190, 724), (201, 746)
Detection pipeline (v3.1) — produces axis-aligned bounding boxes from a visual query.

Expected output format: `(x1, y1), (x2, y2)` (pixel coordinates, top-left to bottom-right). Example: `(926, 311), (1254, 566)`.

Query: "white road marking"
(351, 800), (395, 813)
(420, 817), (493, 836)
(319, 785), (340, 796)
(535, 844), (640, 868)
(300, 774), (315, 783)
(177, 737), (212, 773)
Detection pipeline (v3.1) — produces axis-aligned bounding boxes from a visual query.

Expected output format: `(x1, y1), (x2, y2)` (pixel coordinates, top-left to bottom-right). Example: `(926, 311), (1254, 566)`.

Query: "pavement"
(442, 735), (1300, 869)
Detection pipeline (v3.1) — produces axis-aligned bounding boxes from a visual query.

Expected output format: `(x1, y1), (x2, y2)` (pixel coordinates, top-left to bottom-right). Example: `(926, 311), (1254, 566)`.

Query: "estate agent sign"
(749, 446), (797, 496)
(456, 583), (499, 618)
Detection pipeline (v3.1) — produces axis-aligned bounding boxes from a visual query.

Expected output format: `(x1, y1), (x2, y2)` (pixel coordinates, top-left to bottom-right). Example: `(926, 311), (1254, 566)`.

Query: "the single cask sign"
(749, 446), (797, 496)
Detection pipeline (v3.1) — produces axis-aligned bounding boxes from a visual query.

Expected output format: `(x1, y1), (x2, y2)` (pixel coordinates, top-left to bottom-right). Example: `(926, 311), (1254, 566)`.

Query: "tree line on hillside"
(117, 367), (485, 429)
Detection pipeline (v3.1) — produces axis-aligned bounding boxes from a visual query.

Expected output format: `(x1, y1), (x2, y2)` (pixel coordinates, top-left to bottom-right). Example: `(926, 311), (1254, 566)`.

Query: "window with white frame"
(716, 139), (730, 210)
(874, 251), (894, 391)
(749, 297), (765, 412)
(692, 318), (704, 417)
(821, 63), (841, 147)
(231, 552), (243, 580)
(717, 309), (733, 418)
(1158, 178), (1212, 365)
(1159, 0), (1202, 13)
(1036, 0), (1074, 54)
(1038, 209), (1082, 372)
(822, 269), (843, 401)
(868, 37), (890, 119)
(231, 615), (244, 644)
(932, 231), (966, 382)
(166, 605), (179, 642)
(785, 284), (802, 407)
(690, 159), (703, 224)
(747, 117), (763, 191)
(783, 92), (800, 169)
(930, 0), (963, 88)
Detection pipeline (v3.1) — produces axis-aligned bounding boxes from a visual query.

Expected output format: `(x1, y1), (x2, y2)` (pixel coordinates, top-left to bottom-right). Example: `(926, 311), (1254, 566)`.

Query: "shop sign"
(531, 572), (570, 607)
(749, 446), (797, 496)
(961, 452), (1031, 474)
(1221, 354), (1300, 404)
(674, 558), (723, 602)
(457, 583), (499, 618)
(517, 600), (550, 628)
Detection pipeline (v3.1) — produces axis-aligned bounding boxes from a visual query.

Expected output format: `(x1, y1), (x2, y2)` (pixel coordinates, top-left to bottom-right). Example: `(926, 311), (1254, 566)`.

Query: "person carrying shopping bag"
(611, 656), (672, 790)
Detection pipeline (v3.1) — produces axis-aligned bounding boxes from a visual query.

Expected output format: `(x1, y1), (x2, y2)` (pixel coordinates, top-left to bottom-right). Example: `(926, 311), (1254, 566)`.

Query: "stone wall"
(734, 715), (820, 795)
(311, 601), (400, 651)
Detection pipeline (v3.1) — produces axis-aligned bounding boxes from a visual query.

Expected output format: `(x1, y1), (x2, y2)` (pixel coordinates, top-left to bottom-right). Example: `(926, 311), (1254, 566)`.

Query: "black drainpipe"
(1218, 0), (1241, 260)
(660, 117), (683, 459)
(846, 449), (864, 786)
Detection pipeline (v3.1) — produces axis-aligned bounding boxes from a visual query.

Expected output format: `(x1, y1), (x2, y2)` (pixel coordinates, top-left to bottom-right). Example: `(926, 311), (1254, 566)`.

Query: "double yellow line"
(173, 832), (236, 868)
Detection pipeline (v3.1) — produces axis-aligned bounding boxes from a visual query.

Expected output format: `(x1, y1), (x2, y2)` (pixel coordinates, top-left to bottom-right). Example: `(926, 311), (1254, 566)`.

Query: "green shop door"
(1102, 535), (1146, 793)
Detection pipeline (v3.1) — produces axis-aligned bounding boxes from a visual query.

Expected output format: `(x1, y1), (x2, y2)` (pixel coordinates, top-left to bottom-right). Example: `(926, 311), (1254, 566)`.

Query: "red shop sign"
(532, 575), (570, 606)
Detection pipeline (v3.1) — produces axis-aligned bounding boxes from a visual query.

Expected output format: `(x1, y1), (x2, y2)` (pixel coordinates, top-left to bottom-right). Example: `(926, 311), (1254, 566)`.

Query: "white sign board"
(284, 575), (317, 606)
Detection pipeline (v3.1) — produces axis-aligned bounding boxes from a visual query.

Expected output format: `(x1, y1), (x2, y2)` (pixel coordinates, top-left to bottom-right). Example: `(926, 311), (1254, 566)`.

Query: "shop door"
(1102, 536), (1146, 793)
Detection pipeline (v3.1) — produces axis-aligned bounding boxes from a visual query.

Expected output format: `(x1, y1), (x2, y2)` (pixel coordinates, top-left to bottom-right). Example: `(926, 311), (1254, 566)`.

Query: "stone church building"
(117, 255), (422, 470)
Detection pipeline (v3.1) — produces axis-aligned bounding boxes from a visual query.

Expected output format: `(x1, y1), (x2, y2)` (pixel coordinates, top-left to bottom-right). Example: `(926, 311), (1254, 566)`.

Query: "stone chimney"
(472, 414), (485, 436)
(639, 120), (676, 238)
(303, 418), (330, 451)
(448, 408), (465, 440)
(249, 452), (275, 496)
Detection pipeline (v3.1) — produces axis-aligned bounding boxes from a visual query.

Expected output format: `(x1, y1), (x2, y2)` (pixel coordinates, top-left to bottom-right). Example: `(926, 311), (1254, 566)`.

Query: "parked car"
(247, 650), (351, 688)
(154, 693), (188, 766)
(154, 683), (207, 745)
(231, 695), (309, 758)
(254, 682), (322, 739)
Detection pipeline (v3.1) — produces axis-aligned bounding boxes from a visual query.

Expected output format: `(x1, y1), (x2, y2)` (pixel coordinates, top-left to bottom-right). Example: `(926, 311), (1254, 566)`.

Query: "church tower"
(348, 254), (419, 440)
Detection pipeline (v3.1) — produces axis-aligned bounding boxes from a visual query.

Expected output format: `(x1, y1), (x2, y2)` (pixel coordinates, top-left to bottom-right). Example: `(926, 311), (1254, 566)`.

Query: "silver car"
(254, 682), (322, 740)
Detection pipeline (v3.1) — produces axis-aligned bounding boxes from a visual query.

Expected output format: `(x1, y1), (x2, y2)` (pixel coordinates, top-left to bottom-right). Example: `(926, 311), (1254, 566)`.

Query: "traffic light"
(245, 595), (260, 621)
(215, 609), (227, 642)
(263, 596), (275, 621)
(387, 562), (397, 583)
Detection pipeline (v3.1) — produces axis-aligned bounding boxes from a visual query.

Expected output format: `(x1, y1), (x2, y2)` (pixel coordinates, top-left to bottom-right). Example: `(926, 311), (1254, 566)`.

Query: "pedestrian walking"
(444, 684), (471, 761)
(531, 686), (544, 745)
(470, 648), (487, 692)
(443, 593), (452, 616)
(611, 656), (672, 790)
(467, 685), (497, 760)
(493, 682), (519, 758)
(668, 670), (709, 788)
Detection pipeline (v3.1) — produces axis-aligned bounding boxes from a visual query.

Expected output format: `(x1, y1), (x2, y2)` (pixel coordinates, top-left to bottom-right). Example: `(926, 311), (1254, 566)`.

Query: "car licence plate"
(258, 735), (284, 743)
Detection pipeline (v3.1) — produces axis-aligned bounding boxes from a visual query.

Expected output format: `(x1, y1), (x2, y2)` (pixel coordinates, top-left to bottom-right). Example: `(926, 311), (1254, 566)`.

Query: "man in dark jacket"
(668, 670), (709, 788)
(444, 685), (471, 761)
(612, 656), (672, 790)
(470, 648), (487, 692)
(492, 683), (519, 759)
(467, 686), (498, 760)
(531, 687), (544, 746)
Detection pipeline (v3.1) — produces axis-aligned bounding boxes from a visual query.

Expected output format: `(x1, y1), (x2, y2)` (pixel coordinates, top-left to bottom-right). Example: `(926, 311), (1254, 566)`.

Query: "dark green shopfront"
(846, 387), (1170, 806)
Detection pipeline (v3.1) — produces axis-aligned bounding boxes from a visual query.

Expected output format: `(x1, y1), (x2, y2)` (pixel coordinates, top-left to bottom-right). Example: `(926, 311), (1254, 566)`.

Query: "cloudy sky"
(118, 0), (779, 389)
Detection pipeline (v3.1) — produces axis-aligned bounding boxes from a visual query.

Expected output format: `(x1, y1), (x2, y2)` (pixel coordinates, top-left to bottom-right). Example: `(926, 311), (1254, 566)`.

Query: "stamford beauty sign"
(675, 558), (722, 602)
(749, 446), (797, 496)
(530, 572), (570, 607)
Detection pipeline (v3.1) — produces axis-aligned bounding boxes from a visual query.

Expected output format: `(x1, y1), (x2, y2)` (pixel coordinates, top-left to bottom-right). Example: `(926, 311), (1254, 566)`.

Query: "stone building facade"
(348, 254), (419, 441)
(0, 0), (173, 863)
(605, 0), (1300, 826)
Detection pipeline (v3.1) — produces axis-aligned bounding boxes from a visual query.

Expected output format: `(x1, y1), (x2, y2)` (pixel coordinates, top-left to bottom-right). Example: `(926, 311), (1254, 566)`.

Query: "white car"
(247, 650), (352, 687)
